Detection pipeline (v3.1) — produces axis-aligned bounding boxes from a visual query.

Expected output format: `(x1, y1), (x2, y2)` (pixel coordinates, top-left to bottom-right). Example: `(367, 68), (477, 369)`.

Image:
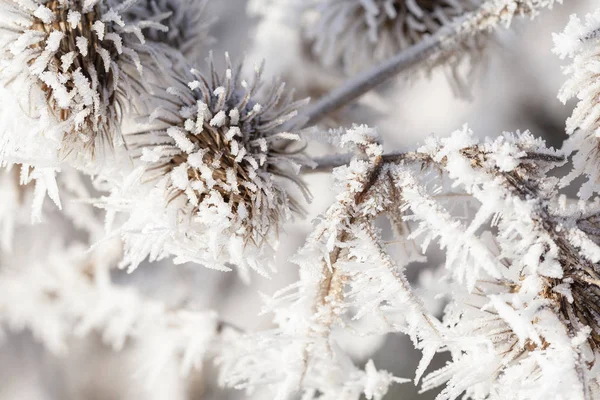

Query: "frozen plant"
(124, 0), (214, 61)
(5, 0), (600, 400)
(0, 0), (173, 217)
(97, 54), (310, 276)
(554, 9), (600, 199)
(0, 0), (167, 164)
(305, 0), (486, 82)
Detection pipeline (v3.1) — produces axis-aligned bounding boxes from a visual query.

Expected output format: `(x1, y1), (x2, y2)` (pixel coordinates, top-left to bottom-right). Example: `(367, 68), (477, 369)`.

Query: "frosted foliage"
(218, 127), (415, 400)
(4, 1), (600, 400)
(395, 128), (600, 399)
(213, 123), (600, 399)
(0, 224), (219, 377)
(554, 10), (600, 199)
(97, 56), (310, 276)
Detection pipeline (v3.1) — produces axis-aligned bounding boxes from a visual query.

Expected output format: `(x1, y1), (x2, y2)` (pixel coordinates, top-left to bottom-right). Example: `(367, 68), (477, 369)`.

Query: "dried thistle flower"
(124, 0), (214, 61)
(305, 0), (485, 79)
(99, 54), (310, 276)
(0, 0), (165, 163)
(554, 10), (600, 199)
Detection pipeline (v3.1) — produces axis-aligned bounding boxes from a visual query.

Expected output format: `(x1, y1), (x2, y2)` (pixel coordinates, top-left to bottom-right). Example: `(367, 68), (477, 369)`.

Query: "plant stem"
(285, 17), (469, 131)
(288, 34), (447, 130)
(286, 0), (558, 130)
(306, 150), (563, 172)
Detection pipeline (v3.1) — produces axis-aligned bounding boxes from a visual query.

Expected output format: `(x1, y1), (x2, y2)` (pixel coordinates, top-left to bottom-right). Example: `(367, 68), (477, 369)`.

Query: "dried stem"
(286, 0), (557, 130)
(305, 150), (563, 173)
(287, 30), (449, 130)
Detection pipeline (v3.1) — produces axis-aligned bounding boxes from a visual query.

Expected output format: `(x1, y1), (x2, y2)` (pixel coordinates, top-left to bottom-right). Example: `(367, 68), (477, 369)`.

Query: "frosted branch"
(288, 0), (558, 129)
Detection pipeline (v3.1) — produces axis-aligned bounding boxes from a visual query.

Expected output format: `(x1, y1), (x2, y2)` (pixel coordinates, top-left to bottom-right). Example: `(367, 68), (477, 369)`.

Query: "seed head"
(307, 0), (484, 76)
(0, 0), (164, 162)
(124, 0), (213, 61)
(108, 54), (310, 274)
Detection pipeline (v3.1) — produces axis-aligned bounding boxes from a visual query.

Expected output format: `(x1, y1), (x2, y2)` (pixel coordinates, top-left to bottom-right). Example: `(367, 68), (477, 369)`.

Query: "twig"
(286, 27), (452, 130)
(285, 0), (557, 130)
(303, 151), (427, 173)
(304, 149), (564, 173)
(303, 154), (354, 174)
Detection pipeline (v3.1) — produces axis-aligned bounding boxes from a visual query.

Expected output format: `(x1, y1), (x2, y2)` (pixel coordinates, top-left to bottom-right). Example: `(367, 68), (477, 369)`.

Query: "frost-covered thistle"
(124, 0), (213, 61)
(554, 10), (600, 199)
(306, 0), (484, 76)
(4, 1), (600, 399)
(407, 130), (600, 398)
(216, 124), (600, 398)
(0, 0), (165, 163)
(100, 55), (309, 275)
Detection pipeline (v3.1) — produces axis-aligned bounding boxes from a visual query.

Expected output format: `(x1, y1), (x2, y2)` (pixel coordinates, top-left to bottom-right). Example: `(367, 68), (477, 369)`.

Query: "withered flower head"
(554, 10), (600, 199)
(124, 0), (213, 61)
(0, 0), (164, 161)
(307, 0), (483, 75)
(116, 54), (309, 274)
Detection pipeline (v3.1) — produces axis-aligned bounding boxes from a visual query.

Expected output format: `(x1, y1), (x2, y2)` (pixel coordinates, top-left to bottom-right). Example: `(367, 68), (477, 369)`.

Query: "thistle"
(0, 0), (165, 162)
(124, 0), (213, 61)
(554, 10), (600, 199)
(306, 0), (484, 76)
(100, 54), (310, 275)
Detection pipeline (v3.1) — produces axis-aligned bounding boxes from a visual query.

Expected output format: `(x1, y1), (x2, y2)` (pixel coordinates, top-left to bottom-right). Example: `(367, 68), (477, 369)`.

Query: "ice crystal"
(554, 10), (600, 198)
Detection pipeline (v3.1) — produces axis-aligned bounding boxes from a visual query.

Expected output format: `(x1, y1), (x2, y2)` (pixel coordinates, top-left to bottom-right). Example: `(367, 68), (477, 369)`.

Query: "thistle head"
(124, 0), (213, 61)
(113, 54), (310, 274)
(0, 0), (164, 162)
(307, 0), (483, 75)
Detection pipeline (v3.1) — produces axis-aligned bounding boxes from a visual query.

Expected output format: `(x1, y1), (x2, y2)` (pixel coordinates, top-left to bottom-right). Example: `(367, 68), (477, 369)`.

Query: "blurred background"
(0, 0), (596, 399)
